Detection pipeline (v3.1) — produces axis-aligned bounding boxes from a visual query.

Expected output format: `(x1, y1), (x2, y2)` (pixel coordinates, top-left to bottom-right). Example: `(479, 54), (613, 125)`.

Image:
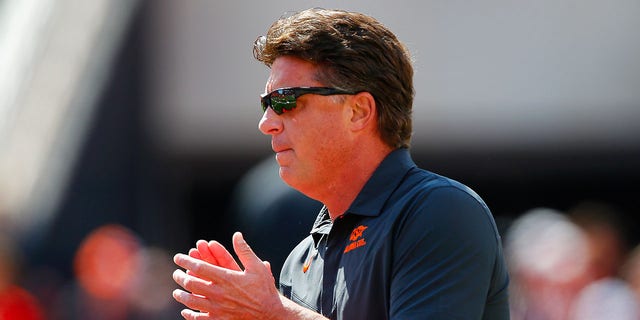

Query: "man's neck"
(321, 144), (393, 220)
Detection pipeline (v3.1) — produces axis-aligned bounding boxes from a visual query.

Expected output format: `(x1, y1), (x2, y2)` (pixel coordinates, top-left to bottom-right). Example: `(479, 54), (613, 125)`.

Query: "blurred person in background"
(568, 201), (630, 281)
(53, 224), (181, 320)
(567, 201), (640, 319)
(0, 226), (44, 320)
(569, 275), (640, 320)
(504, 208), (592, 320)
(622, 245), (640, 306)
(172, 7), (509, 320)
(50, 224), (142, 320)
(506, 204), (640, 320)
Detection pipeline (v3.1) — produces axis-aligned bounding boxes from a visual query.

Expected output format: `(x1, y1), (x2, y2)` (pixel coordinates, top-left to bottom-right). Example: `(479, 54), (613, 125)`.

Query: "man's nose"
(258, 107), (283, 135)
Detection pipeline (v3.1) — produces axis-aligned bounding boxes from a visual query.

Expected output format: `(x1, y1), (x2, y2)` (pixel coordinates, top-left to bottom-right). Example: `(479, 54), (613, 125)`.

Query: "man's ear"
(349, 92), (376, 131)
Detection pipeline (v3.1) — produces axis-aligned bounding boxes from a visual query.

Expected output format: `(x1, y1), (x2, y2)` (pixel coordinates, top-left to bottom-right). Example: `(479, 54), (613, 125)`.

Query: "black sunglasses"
(260, 87), (356, 115)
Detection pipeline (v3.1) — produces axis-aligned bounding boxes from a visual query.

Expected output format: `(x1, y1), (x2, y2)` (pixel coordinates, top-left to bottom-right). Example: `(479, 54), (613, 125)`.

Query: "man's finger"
(196, 240), (217, 264)
(174, 253), (239, 285)
(189, 239), (241, 271)
(186, 249), (203, 277)
(208, 240), (241, 270)
(189, 248), (202, 259)
(231, 232), (265, 272)
(173, 269), (214, 296)
(172, 289), (213, 315)
(180, 309), (213, 320)
(180, 308), (212, 320)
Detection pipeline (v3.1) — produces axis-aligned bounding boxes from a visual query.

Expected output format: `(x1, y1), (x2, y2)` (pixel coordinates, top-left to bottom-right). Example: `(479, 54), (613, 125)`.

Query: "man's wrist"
(277, 294), (329, 320)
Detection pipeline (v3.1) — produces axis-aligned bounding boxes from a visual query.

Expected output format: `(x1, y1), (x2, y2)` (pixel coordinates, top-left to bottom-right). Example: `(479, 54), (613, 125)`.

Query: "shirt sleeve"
(389, 186), (509, 320)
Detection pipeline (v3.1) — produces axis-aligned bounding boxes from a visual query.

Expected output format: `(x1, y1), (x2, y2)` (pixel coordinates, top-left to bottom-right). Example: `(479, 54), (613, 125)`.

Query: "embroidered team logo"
(344, 225), (368, 253)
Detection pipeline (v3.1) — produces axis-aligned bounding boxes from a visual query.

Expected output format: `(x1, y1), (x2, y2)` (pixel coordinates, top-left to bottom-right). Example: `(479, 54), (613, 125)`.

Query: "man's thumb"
(232, 232), (263, 271)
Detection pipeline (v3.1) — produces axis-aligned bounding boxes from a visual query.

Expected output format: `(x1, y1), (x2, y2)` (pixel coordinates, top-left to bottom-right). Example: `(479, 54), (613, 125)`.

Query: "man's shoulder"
(390, 167), (496, 231)
(401, 167), (483, 201)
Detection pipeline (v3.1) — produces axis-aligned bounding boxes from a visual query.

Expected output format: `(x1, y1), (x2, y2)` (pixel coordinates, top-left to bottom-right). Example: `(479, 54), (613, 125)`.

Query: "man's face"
(258, 56), (352, 198)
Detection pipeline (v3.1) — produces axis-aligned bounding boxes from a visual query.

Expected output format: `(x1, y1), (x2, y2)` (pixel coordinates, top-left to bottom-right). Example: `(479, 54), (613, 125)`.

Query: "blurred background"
(1, 0), (639, 319)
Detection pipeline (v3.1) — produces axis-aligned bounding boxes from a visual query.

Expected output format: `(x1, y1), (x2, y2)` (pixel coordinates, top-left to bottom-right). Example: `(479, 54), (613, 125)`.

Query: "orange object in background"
(73, 224), (142, 300)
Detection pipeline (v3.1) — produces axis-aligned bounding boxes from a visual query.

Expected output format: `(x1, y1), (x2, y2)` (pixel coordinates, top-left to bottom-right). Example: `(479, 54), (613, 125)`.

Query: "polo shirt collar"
(347, 147), (416, 217)
(309, 148), (416, 243)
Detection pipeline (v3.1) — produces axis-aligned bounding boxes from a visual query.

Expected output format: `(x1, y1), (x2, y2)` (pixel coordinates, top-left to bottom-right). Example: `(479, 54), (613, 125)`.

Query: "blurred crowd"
(0, 222), (181, 320)
(505, 201), (640, 320)
(1, 199), (639, 319)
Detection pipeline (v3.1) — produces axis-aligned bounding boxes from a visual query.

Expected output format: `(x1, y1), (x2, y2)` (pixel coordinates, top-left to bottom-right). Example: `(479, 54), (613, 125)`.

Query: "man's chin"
(278, 167), (304, 189)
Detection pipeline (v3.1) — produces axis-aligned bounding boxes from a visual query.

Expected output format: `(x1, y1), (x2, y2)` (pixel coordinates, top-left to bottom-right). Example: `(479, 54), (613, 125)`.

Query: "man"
(172, 8), (510, 319)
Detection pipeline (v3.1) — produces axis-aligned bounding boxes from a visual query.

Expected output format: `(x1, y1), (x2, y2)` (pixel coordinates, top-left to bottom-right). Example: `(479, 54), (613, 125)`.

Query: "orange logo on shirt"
(344, 225), (368, 253)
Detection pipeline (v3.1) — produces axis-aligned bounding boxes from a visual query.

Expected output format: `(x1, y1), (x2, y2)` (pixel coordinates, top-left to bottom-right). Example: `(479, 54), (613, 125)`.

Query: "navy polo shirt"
(279, 148), (510, 319)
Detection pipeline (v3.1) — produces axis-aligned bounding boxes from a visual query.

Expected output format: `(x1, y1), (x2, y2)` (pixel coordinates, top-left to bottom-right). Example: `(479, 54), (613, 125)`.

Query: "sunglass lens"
(270, 90), (297, 114)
